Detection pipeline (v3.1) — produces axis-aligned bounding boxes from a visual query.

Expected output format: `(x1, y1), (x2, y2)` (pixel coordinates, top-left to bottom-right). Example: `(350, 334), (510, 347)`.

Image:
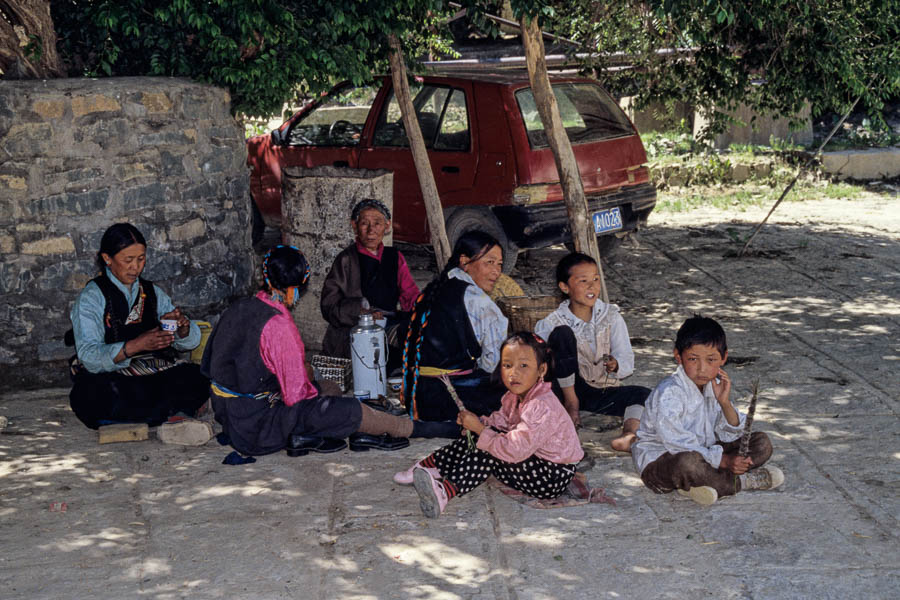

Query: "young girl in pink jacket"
(394, 332), (584, 518)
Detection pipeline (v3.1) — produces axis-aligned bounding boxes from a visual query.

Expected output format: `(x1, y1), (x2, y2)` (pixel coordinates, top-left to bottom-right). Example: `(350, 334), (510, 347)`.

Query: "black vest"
(418, 278), (482, 371)
(358, 246), (399, 311)
(92, 274), (160, 344)
(201, 297), (281, 395)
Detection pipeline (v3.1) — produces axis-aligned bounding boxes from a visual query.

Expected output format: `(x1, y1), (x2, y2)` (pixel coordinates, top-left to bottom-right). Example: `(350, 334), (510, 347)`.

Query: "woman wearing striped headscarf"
(201, 245), (443, 457)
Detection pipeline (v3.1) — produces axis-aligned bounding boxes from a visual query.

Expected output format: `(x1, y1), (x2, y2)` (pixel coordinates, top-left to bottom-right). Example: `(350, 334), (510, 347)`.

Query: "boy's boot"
(413, 467), (448, 518)
(677, 486), (718, 506)
(739, 465), (784, 491)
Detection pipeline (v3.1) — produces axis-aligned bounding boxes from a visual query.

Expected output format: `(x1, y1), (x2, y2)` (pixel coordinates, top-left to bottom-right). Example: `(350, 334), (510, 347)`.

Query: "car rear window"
(515, 83), (634, 149)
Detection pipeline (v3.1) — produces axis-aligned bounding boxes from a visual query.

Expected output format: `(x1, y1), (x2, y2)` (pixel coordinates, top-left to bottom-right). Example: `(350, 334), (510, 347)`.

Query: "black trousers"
(546, 325), (650, 417)
(70, 363), (209, 429)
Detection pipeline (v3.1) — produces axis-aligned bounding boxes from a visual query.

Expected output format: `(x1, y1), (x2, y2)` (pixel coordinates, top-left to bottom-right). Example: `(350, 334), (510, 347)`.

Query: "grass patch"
(656, 179), (867, 213)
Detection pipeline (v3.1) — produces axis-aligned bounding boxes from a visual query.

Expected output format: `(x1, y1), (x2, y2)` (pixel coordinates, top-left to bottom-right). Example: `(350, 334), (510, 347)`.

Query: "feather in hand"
(439, 374), (476, 451)
(739, 379), (759, 457)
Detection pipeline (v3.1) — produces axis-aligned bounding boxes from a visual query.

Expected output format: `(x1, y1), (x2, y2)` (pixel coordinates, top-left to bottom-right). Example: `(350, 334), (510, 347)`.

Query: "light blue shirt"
(70, 268), (200, 373)
(448, 267), (508, 373)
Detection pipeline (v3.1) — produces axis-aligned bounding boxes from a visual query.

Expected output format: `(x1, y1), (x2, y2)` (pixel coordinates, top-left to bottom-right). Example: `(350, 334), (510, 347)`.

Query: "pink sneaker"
(413, 467), (448, 518)
(393, 461), (440, 485)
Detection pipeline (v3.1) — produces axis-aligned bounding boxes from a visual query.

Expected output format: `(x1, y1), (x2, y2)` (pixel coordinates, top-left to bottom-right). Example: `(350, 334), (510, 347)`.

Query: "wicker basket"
(310, 355), (353, 393)
(497, 295), (559, 334)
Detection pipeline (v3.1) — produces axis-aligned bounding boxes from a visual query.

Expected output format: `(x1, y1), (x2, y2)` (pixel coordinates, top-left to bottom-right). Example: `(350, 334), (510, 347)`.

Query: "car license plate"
(592, 207), (623, 234)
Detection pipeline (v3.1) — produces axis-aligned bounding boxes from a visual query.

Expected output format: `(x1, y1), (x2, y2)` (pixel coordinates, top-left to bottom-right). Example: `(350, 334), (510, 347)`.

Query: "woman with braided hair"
(201, 245), (445, 457)
(402, 231), (508, 424)
(68, 223), (209, 430)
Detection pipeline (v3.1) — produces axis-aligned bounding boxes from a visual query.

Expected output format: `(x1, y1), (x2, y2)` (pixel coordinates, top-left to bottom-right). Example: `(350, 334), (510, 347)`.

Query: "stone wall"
(0, 77), (253, 390)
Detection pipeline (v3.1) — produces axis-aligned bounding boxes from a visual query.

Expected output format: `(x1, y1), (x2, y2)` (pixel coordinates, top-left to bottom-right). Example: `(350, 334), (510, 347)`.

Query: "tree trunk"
(519, 15), (608, 303)
(387, 33), (451, 270)
(0, 0), (64, 79)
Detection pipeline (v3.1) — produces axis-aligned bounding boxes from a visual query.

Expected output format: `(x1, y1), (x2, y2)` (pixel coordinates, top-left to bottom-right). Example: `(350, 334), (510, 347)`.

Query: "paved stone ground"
(2, 194), (898, 599)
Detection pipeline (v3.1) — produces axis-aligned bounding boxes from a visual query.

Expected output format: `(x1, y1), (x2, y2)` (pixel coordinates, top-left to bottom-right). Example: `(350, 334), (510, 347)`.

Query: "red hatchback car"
(247, 72), (655, 270)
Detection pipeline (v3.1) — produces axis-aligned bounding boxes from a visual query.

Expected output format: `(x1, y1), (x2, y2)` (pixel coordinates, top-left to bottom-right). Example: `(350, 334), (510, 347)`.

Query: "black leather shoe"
(286, 436), (348, 457)
(348, 433), (410, 452)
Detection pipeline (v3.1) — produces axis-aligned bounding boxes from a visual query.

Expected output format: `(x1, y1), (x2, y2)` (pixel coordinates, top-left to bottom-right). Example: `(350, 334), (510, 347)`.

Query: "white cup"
(160, 319), (178, 332)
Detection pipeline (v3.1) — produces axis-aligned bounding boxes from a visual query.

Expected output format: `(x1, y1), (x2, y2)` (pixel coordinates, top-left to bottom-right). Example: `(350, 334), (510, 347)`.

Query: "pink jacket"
(477, 381), (584, 465)
(256, 292), (318, 406)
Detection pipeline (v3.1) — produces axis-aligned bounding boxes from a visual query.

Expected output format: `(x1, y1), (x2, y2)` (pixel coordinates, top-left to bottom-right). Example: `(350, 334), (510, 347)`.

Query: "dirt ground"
(2, 190), (898, 599)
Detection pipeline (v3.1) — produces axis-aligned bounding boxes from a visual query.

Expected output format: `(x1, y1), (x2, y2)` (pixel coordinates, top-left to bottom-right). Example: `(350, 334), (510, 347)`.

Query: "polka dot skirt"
(429, 437), (576, 499)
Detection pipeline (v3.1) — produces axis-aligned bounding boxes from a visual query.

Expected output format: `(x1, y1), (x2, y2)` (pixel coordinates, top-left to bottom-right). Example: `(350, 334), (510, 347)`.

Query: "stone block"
(98, 423), (149, 444)
(141, 92), (173, 114)
(115, 162), (156, 182)
(2, 123), (53, 156)
(38, 260), (96, 292)
(31, 99), (66, 120)
(182, 180), (219, 202)
(820, 148), (900, 180)
(74, 117), (130, 151)
(144, 250), (185, 281)
(192, 239), (227, 266)
(694, 103), (813, 149)
(731, 163), (751, 183)
(27, 189), (109, 217)
(159, 150), (186, 177)
(137, 131), (195, 146)
(0, 234), (15, 253)
(200, 150), (233, 174)
(0, 174), (27, 191)
(169, 218), (206, 242)
(21, 236), (75, 256)
(123, 182), (167, 211)
(0, 260), (34, 294)
(38, 340), (71, 361)
(172, 273), (232, 307)
(72, 94), (122, 117)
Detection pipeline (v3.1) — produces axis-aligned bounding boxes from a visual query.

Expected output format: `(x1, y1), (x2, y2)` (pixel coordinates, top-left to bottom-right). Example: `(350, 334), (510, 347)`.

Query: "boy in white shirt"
(632, 315), (784, 505)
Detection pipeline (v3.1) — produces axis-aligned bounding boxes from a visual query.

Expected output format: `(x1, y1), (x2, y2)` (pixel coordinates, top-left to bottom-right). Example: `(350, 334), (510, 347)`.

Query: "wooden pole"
(387, 34), (452, 270)
(519, 15), (609, 303)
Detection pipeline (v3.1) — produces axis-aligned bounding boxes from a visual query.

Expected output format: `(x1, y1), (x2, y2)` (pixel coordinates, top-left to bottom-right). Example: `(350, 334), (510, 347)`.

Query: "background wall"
(0, 77), (253, 390)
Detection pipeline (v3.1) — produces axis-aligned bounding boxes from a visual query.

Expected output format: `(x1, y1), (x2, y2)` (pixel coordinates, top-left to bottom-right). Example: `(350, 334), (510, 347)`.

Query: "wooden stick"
(439, 374), (475, 450)
(739, 379), (759, 457)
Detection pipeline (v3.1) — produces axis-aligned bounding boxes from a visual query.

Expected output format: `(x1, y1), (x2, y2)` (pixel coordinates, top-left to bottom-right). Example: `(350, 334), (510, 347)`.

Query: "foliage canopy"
(51, 0), (449, 116)
(512, 0), (900, 135)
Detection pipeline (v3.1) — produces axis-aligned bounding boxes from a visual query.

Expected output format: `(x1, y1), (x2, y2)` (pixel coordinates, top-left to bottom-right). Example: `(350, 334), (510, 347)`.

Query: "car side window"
(515, 83), (634, 149)
(434, 89), (470, 151)
(373, 84), (470, 151)
(286, 85), (378, 147)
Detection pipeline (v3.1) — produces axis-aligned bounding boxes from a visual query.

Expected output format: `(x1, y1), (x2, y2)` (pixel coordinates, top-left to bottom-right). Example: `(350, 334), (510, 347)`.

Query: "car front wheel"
(444, 208), (518, 274)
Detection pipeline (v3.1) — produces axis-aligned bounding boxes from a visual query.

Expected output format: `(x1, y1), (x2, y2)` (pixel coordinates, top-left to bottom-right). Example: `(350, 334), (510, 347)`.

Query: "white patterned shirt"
(632, 365), (746, 474)
(535, 299), (635, 388)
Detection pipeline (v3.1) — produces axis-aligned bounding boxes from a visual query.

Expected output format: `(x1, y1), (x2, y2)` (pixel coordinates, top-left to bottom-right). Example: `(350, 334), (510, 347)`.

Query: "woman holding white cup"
(68, 223), (209, 430)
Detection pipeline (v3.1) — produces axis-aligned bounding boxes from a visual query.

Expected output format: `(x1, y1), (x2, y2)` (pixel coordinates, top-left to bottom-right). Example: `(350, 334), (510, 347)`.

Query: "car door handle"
(333, 160), (349, 168)
(441, 166), (460, 174)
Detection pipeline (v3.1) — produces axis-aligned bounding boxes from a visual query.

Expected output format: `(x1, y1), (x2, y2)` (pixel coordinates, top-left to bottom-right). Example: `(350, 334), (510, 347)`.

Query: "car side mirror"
(271, 129), (284, 146)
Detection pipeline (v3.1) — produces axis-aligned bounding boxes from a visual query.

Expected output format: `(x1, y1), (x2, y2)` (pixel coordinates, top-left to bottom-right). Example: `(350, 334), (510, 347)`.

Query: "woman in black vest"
(320, 199), (420, 370)
(402, 231), (509, 423)
(68, 223), (209, 429)
(202, 245), (447, 457)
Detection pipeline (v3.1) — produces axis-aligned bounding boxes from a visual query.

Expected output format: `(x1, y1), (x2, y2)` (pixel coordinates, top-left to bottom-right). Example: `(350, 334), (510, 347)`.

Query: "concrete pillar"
(693, 103), (813, 149)
(280, 166), (393, 352)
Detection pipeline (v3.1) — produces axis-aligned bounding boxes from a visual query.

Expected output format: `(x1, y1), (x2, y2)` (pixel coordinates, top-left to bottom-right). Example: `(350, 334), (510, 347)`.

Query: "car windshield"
(515, 83), (634, 149)
(286, 84), (378, 147)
